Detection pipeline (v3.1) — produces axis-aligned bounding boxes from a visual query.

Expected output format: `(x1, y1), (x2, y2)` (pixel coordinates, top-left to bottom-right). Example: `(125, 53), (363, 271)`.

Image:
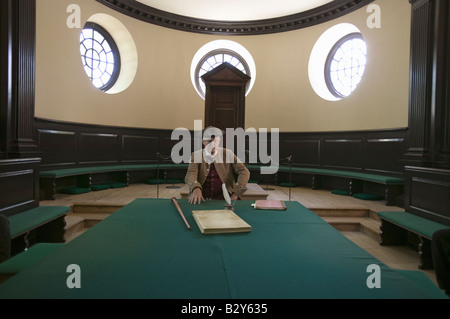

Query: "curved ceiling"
(97, 0), (374, 35)
(136, 0), (334, 22)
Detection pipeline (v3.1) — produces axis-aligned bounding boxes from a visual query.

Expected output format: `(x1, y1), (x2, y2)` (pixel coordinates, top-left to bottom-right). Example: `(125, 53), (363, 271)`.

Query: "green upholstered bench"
(8, 206), (70, 255)
(40, 163), (188, 200)
(247, 165), (404, 206)
(377, 211), (449, 270)
(0, 243), (63, 283)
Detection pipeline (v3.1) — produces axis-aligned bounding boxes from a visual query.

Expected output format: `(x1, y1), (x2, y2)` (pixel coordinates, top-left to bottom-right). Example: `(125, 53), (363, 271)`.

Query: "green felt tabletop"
(0, 243), (64, 274)
(0, 199), (446, 299)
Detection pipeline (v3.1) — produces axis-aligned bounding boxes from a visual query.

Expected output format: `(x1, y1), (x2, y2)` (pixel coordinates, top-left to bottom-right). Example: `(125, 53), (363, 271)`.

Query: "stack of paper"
(192, 210), (252, 234)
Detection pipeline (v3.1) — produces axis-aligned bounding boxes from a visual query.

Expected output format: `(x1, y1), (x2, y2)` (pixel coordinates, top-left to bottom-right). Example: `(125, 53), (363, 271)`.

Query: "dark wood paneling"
(405, 166), (450, 226)
(1, 0), (38, 158)
(0, 158), (40, 217)
(280, 129), (406, 177)
(405, 0), (434, 165)
(402, 1), (450, 224)
(34, 118), (176, 169)
(366, 138), (405, 174)
(37, 129), (76, 166)
(35, 119), (407, 179)
(405, 0), (450, 169)
(122, 135), (158, 163)
(79, 133), (119, 164)
(282, 140), (320, 167)
(323, 139), (362, 170)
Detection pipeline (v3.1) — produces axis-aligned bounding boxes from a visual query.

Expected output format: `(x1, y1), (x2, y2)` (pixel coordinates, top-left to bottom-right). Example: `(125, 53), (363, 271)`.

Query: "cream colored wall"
(35, 0), (411, 132)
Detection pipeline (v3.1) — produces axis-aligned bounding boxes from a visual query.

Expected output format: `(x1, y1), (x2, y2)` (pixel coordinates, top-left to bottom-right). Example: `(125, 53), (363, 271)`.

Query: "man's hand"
(189, 188), (205, 204)
(230, 193), (238, 201)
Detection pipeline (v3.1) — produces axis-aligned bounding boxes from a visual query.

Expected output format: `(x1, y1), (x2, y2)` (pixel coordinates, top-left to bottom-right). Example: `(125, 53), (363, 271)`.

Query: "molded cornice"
(96, 0), (375, 35)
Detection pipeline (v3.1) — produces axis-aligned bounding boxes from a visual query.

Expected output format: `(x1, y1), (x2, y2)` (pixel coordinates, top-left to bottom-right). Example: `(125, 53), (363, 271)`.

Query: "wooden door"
(206, 86), (241, 132)
(202, 63), (250, 134)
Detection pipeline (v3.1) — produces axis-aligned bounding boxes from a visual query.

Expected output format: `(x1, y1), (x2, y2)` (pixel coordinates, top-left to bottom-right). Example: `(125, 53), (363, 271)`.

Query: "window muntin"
(325, 33), (367, 98)
(195, 50), (250, 98)
(79, 22), (120, 92)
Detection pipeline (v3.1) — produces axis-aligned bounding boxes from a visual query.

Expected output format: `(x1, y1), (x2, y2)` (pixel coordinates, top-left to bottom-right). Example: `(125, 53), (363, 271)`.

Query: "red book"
(252, 200), (286, 211)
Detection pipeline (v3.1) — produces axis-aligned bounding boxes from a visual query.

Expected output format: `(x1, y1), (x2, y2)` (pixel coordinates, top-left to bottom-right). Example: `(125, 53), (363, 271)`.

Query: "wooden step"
(64, 204), (121, 242)
(311, 208), (370, 218)
(322, 214), (381, 242)
(64, 215), (84, 241)
(72, 202), (124, 215)
(322, 217), (363, 232)
(360, 218), (381, 242)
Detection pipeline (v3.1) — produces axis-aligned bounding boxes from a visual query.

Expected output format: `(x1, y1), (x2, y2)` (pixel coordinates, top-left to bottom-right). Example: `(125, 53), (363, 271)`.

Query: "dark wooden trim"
(0, 0), (38, 159)
(405, 0), (450, 169)
(96, 0), (375, 36)
(35, 118), (407, 178)
(404, 166), (450, 226)
(0, 157), (40, 217)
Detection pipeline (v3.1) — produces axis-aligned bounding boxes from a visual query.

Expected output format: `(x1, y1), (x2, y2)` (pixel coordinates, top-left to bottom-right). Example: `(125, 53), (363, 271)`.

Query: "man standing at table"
(185, 126), (250, 204)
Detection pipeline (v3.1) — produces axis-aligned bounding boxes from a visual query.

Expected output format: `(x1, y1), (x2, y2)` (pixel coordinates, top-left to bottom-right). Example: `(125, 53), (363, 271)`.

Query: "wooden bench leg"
(40, 178), (56, 200)
(418, 237), (434, 270)
(312, 175), (321, 190)
(76, 174), (91, 188)
(385, 185), (403, 206)
(11, 233), (29, 256)
(379, 219), (408, 246)
(36, 216), (67, 243)
(349, 179), (363, 195)
(119, 171), (130, 186)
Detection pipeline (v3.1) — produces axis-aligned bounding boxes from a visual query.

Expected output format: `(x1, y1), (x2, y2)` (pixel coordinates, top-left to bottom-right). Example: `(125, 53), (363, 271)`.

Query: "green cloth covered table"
(0, 243), (64, 275)
(0, 199), (446, 299)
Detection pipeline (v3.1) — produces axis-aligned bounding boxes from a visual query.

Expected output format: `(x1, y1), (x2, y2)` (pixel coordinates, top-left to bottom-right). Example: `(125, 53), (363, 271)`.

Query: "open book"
(192, 210), (252, 234)
(251, 200), (286, 210)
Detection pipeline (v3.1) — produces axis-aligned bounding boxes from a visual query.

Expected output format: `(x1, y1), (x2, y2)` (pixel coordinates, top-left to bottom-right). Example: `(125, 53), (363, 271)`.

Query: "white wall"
(35, 0), (411, 132)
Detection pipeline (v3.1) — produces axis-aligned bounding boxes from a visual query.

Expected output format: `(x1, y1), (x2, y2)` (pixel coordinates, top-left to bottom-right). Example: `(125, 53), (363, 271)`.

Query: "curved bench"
(247, 165), (404, 206)
(40, 164), (188, 200)
(378, 211), (448, 269)
(40, 163), (403, 206)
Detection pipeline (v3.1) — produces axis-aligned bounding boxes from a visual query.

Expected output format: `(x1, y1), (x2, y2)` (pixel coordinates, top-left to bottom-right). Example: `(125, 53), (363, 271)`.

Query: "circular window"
(191, 40), (256, 99)
(79, 22), (120, 92)
(325, 33), (367, 98)
(195, 50), (250, 98)
(308, 23), (366, 101)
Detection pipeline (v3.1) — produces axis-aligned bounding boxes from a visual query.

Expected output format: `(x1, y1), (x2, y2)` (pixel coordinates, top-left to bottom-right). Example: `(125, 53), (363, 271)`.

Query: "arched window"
(325, 33), (367, 98)
(195, 50), (250, 98)
(191, 40), (256, 99)
(79, 22), (120, 92)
